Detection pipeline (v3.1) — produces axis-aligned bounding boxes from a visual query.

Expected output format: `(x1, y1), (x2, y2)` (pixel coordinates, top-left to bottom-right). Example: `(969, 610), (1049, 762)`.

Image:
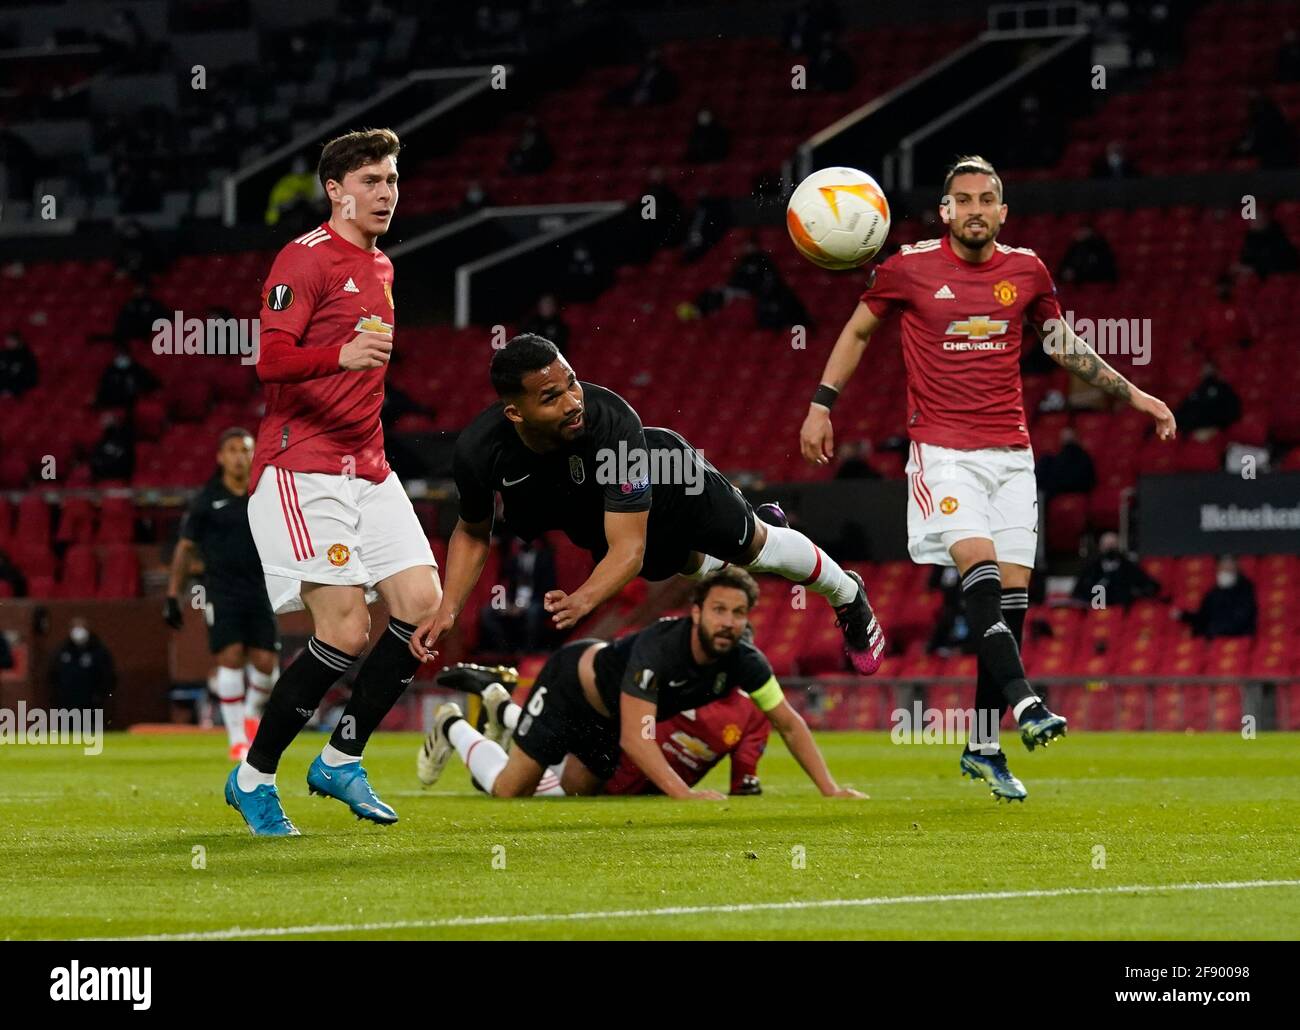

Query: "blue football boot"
(306, 755), (398, 825)
(1018, 703), (1068, 752)
(225, 767), (301, 836)
(959, 748), (1028, 802)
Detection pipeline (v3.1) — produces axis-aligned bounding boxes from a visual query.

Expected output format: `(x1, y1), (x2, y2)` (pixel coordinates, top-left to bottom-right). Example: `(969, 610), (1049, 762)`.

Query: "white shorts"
(904, 442), (1039, 569)
(247, 467), (437, 614)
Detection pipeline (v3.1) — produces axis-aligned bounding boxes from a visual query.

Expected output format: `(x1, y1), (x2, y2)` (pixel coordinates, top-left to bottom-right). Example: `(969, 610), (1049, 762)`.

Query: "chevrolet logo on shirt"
(945, 316), (1009, 340)
(354, 314), (394, 334)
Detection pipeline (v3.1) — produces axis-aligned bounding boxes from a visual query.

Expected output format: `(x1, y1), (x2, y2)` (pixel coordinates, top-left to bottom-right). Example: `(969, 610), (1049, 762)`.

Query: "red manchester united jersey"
(251, 222), (395, 488)
(860, 235), (1062, 450)
(603, 688), (771, 796)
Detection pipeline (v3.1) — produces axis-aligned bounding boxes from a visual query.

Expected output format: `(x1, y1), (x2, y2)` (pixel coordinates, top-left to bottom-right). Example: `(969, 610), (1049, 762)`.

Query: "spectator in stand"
(113, 218), (162, 283)
(681, 192), (731, 263)
(607, 48), (678, 107)
(0, 330), (37, 397)
(506, 117), (554, 175)
(264, 155), (319, 228)
(89, 412), (136, 482)
(834, 440), (881, 480)
(1278, 29), (1300, 82)
(1091, 139), (1138, 180)
(478, 536), (557, 655)
(684, 108), (730, 164)
(1072, 532), (1161, 608)
(95, 345), (159, 409)
(1199, 274), (1255, 351)
(519, 294), (570, 354)
(460, 180), (491, 213)
(1240, 208), (1300, 278)
(728, 235), (780, 294)
(1176, 361), (1241, 437)
(1175, 556), (1257, 639)
(809, 31), (855, 91)
(0, 547), (27, 597)
(640, 166), (685, 249)
(1036, 426), (1096, 499)
(1234, 90), (1297, 169)
(783, 0), (844, 53)
(753, 268), (809, 330)
(562, 243), (608, 302)
(50, 619), (116, 710)
(1056, 225), (1118, 284)
(112, 281), (170, 347)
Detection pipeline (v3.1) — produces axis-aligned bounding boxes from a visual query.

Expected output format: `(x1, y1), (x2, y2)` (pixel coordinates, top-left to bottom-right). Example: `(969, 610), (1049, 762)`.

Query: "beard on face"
(952, 217), (1000, 250)
(696, 620), (738, 661)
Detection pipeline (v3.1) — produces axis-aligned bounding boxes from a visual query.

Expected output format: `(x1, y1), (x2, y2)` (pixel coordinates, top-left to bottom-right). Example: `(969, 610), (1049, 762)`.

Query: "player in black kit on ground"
(165, 428), (280, 759)
(410, 334), (885, 673)
(419, 568), (866, 799)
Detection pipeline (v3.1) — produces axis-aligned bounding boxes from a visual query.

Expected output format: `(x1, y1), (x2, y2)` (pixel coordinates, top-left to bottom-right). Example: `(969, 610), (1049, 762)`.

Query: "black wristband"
(812, 384), (839, 410)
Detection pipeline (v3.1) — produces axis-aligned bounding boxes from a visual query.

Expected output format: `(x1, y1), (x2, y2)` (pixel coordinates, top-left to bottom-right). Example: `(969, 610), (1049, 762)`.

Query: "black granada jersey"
(592, 616), (782, 720)
(453, 382), (699, 554)
(178, 478), (265, 598)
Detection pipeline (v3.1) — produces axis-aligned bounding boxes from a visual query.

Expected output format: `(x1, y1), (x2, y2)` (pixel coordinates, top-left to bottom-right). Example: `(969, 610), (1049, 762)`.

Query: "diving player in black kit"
(418, 568), (866, 799)
(410, 334), (885, 674)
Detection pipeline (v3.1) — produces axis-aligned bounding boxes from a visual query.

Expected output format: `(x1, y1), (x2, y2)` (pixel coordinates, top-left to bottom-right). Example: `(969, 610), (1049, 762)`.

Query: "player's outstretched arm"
(619, 695), (724, 800)
(1042, 319), (1176, 440)
(765, 698), (867, 798)
(411, 515), (492, 662)
(544, 509), (648, 631)
(800, 301), (882, 465)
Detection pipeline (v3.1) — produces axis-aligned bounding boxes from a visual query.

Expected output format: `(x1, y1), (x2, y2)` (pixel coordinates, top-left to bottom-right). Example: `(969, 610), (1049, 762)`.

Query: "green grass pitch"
(2, 731), (1297, 940)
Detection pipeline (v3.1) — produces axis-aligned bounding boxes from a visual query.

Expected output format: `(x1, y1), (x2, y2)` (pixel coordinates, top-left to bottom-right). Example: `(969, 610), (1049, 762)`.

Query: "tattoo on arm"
(1046, 323), (1133, 402)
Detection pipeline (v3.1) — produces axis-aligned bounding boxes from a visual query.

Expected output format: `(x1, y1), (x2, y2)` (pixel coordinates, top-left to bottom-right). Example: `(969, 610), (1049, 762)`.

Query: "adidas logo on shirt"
(343, 277), (360, 293)
(933, 284), (955, 299)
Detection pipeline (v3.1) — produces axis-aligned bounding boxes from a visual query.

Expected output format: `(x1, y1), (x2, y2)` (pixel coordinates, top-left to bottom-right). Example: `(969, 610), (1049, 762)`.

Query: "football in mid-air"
(786, 167), (891, 270)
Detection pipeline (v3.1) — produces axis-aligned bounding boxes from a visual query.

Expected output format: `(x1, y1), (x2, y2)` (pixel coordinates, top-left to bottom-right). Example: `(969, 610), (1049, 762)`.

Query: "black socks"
(961, 563), (1035, 711)
(328, 617), (421, 757)
(247, 636), (358, 774)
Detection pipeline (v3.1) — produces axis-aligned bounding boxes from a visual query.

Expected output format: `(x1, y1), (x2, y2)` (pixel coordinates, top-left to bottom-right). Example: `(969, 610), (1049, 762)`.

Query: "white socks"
(213, 666), (247, 747)
(237, 761), (274, 791)
(449, 719), (509, 795)
(320, 742), (360, 767)
(684, 554), (727, 580)
(245, 664), (275, 718)
(744, 523), (858, 606)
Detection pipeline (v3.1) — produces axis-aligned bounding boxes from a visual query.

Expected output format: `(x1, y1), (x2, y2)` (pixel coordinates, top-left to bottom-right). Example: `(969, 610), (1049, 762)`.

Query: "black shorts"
(512, 639), (621, 781)
(640, 462), (756, 581)
(205, 593), (280, 655)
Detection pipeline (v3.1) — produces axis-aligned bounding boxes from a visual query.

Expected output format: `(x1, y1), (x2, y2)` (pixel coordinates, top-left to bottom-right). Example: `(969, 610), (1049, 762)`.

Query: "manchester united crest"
(722, 723), (742, 747)
(327, 543), (351, 567)
(940, 496), (959, 515)
(993, 279), (1017, 306)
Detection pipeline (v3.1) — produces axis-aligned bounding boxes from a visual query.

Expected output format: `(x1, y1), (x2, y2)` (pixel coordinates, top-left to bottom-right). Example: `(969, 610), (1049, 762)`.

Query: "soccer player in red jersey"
(601, 688), (771, 796)
(800, 156), (1176, 801)
(224, 128), (442, 835)
(445, 678), (772, 796)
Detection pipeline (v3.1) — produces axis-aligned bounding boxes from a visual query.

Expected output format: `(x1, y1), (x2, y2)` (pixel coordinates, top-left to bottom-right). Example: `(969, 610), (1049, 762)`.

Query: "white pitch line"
(79, 878), (1300, 941)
